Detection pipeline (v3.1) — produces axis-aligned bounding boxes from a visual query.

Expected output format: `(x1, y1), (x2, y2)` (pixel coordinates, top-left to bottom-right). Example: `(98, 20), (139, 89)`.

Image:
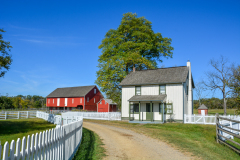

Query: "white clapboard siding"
(1, 111), (83, 160)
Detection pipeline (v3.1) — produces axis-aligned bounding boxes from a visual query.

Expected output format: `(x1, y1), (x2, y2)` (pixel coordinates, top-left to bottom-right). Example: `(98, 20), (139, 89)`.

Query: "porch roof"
(128, 95), (167, 102)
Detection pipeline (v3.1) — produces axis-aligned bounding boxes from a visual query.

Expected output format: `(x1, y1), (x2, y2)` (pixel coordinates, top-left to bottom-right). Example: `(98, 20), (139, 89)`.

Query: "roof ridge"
(132, 66), (187, 73)
(56, 85), (95, 89)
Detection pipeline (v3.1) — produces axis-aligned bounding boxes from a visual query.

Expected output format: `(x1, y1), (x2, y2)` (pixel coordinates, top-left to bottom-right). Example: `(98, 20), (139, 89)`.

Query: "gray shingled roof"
(119, 66), (189, 86)
(128, 95), (167, 102)
(198, 104), (208, 110)
(98, 98), (117, 105)
(46, 85), (96, 98)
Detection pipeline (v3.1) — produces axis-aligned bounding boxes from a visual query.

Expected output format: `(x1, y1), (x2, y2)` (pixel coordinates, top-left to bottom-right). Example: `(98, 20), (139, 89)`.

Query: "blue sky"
(0, 0), (240, 99)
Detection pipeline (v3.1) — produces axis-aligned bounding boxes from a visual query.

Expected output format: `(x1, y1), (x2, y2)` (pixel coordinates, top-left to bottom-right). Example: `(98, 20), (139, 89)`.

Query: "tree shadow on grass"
(73, 128), (96, 160)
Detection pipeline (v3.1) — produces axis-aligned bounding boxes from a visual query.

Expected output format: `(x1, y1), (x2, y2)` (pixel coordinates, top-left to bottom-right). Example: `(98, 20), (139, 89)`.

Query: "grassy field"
(193, 109), (237, 115)
(0, 118), (56, 147)
(73, 128), (106, 160)
(84, 119), (240, 160)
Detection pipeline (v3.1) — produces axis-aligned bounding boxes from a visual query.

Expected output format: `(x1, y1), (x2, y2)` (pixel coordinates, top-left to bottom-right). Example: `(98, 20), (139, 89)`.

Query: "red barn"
(97, 98), (117, 112)
(46, 85), (104, 111)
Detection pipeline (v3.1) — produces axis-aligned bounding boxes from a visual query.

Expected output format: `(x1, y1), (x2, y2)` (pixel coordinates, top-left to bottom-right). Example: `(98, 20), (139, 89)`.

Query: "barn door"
(201, 110), (205, 116)
(57, 98), (60, 106)
(65, 98), (68, 106)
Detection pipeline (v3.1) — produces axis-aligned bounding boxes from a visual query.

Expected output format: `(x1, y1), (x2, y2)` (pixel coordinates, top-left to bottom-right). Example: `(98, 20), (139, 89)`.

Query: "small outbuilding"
(198, 104), (208, 115)
(97, 98), (117, 112)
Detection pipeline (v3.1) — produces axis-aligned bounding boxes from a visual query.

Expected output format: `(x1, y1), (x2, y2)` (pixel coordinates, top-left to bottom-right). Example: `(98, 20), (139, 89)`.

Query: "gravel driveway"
(83, 122), (194, 160)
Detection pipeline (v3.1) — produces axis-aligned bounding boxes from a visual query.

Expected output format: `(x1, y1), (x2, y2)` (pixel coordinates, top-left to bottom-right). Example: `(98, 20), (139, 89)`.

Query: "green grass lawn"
(84, 119), (240, 160)
(73, 128), (106, 160)
(0, 118), (56, 147)
(193, 109), (237, 115)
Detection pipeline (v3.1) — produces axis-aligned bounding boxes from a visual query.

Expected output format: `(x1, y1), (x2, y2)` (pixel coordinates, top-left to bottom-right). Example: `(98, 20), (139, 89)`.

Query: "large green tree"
(96, 13), (174, 107)
(229, 65), (240, 114)
(0, 29), (12, 77)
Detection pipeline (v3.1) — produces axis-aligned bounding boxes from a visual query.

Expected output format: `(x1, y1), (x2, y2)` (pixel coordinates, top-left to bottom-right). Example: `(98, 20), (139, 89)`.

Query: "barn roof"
(128, 95), (167, 102)
(46, 85), (96, 98)
(98, 98), (117, 105)
(119, 66), (192, 86)
(198, 104), (208, 110)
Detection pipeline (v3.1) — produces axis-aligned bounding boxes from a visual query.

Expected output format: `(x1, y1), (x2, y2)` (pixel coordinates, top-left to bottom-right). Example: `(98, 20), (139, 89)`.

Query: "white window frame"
(48, 99), (50, 103)
(53, 99), (54, 104)
(80, 98), (82, 103)
(72, 98), (74, 104)
(94, 89), (96, 94)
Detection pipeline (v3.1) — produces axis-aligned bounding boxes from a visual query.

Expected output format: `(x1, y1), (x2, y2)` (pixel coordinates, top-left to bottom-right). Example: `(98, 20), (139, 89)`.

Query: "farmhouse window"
(135, 86), (141, 95)
(48, 99), (50, 103)
(159, 85), (166, 94)
(80, 98), (82, 103)
(166, 103), (173, 114)
(53, 99), (54, 104)
(87, 97), (89, 102)
(72, 99), (74, 104)
(94, 89), (96, 94)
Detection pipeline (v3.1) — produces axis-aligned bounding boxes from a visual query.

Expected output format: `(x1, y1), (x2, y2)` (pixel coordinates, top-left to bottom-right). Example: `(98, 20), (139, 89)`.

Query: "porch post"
(150, 101), (152, 122)
(162, 103), (165, 123)
(129, 102), (131, 121)
(139, 101), (141, 121)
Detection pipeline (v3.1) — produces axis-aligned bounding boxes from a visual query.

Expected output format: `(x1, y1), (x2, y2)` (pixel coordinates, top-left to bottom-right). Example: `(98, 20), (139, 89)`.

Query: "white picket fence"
(184, 114), (240, 125)
(0, 111), (36, 120)
(0, 111), (83, 160)
(62, 112), (121, 120)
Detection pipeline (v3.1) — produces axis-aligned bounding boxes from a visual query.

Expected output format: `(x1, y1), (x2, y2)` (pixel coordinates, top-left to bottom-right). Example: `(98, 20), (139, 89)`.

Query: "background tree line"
(0, 95), (45, 110)
(193, 97), (239, 110)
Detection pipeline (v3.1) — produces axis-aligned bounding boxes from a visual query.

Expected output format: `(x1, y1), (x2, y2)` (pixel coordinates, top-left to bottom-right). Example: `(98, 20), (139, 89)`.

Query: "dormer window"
(135, 86), (141, 95)
(159, 85), (166, 94)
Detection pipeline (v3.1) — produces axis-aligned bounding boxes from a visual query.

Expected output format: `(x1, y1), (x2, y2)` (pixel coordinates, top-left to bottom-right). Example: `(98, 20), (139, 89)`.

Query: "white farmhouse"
(119, 61), (194, 123)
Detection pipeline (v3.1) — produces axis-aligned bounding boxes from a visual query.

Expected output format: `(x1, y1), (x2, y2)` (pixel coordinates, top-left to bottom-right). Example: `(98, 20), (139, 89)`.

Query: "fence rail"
(216, 113), (240, 153)
(0, 111), (83, 160)
(0, 111), (37, 120)
(184, 114), (240, 125)
(62, 112), (121, 120)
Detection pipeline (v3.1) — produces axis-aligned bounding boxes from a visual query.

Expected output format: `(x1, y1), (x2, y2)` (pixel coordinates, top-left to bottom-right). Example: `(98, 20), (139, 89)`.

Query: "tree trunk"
(223, 97), (227, 115)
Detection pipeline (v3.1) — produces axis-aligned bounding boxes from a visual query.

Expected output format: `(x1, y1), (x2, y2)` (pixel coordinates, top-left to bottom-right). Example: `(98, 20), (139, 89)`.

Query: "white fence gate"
(0, 111), (83, 160)
(184, 114), (240, 125)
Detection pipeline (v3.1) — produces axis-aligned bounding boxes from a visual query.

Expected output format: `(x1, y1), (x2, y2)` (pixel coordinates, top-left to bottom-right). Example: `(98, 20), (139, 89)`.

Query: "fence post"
(5, 112), (7, 120)
(203, 115), (206, 124)
(216, 113), (219, 143)
(194, 114), (196, 124)
(18, 112), (20, 119)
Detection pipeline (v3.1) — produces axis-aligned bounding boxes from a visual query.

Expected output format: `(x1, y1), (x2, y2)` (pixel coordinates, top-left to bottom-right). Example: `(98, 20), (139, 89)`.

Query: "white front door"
(201, 110), (205, 116)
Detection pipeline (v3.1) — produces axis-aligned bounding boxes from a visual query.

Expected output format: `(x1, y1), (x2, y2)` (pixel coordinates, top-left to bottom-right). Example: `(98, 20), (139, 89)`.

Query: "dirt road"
(83, 122), (193, 160)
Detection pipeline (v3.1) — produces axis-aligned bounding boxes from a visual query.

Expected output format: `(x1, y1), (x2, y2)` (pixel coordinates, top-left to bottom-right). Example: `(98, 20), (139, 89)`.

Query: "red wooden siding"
(98, 99), (109, 112)
(98, 99), (117, 112)
(85, 86), (103, 111)
(46, 97), (84, 107)
(198, 109), (208, 115)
